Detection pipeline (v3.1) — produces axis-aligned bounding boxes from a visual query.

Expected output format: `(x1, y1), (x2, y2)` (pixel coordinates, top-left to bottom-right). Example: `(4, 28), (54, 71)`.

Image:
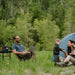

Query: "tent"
(51, 33), (75, 61)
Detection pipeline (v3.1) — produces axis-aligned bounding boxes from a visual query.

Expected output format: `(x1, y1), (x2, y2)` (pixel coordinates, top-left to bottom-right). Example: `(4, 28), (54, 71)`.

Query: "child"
(53, 39), (66, 65)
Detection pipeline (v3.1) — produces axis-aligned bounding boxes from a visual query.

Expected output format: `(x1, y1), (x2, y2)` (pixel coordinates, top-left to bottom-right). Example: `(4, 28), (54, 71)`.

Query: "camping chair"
(16, 46), (36, 61)
(28, 46), (36, 61)
(0, 46), (12, 60)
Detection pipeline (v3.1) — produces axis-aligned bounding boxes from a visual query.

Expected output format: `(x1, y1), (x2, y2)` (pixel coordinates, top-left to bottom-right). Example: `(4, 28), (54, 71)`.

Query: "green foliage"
(33, 17), (59, 50)
(0, 20), (17, 46)
(7, 16), (16, 26)
(0, 6), (5, 20)
(49, 3), (65, 38)
(63, 0), (75, 36)
(31, 5), (44, 25)
(16, 13), (34, 47)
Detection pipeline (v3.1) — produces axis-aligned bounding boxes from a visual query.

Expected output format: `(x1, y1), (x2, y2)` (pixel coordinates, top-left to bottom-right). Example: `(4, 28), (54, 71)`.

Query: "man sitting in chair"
(12, 36), (35, 61)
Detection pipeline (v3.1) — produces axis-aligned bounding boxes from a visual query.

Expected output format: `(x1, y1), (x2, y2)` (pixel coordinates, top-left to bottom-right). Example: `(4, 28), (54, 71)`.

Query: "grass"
(0, 51), (75, 75)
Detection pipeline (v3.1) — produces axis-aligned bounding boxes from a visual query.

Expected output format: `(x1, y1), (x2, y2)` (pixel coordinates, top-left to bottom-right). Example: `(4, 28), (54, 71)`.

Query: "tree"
(63, 0), (75, 36)
(33, 14), (59, 50)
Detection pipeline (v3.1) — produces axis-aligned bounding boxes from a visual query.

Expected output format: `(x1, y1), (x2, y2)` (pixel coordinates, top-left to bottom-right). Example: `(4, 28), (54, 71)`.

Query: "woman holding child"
(56, 40), (75, 66)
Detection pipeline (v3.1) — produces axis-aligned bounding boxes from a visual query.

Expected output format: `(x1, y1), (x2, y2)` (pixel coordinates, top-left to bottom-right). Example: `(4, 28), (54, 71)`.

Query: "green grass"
(0, 51), (75, 75)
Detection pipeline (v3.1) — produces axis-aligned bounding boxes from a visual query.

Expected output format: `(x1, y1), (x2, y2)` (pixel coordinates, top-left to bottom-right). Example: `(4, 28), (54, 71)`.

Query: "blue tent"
(51, 33), (75, 61)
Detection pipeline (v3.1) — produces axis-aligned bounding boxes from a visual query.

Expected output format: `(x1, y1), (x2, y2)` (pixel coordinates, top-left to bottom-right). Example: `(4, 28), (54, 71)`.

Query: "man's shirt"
(12, 43), (25, 52)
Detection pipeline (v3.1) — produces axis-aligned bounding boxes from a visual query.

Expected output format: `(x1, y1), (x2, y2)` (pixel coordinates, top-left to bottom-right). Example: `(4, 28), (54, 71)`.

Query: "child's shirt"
(53, 43), (62, 55)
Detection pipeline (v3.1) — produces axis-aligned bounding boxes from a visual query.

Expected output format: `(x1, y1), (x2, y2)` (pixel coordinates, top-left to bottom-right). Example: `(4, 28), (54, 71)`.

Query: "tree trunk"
(61, 0), (64, 5)
(30, 0), (32, 3)
(37, 0), (41, 8)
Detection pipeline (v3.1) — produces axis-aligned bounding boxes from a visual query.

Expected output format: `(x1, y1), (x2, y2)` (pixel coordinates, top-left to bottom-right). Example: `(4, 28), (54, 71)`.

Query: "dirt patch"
(39, 72), (53, 75)
(9, 70), (14, 75)
(0, 70), (1, 72)
(60, 70), (74, 75)
(23, 69), (32, 75)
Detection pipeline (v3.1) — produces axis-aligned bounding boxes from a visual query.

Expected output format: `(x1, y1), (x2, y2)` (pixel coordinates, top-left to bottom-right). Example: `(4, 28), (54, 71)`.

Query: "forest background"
(0, 0), (75, 51)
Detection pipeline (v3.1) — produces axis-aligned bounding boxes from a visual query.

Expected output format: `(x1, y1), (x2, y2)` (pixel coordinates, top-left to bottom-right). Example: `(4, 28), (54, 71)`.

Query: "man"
(12, 36), (35, 61)
(56, 40), (75, 66)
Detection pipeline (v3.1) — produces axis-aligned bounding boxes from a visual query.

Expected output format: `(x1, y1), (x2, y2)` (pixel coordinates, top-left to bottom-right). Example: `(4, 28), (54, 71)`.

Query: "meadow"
(0, 51), (75, 75)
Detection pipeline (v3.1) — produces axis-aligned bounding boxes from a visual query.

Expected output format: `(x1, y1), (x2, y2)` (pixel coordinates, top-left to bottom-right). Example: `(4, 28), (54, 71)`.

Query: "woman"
(67, 40), (75, 56)
(59, 40), (73, 62)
